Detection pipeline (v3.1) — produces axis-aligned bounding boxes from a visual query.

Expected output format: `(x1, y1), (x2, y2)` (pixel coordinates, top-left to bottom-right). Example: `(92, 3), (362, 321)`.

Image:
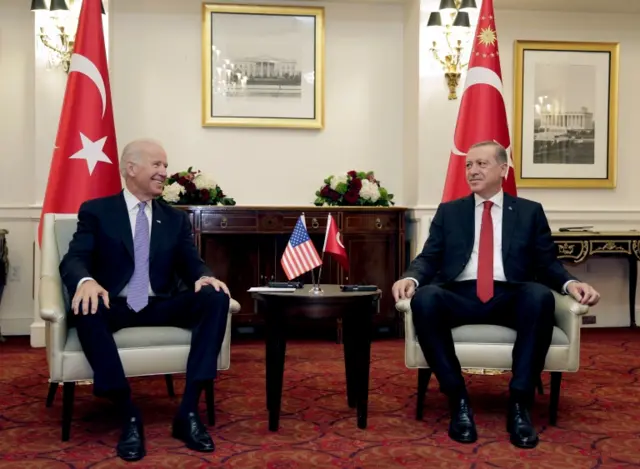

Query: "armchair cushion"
(398, 290), (588, 373)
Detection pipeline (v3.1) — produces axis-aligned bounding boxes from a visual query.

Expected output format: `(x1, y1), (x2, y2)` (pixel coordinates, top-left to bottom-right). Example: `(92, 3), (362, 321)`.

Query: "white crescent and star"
(65, 53), (112, 175)
(450, 65), (514, 180)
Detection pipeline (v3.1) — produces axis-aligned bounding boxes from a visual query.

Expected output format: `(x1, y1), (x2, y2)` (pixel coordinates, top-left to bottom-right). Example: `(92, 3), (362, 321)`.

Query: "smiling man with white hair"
(60, 138), (231, 462)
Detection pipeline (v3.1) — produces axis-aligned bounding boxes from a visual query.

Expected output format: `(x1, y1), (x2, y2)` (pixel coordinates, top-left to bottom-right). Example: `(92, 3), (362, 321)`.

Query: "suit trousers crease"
(71, 286), (230, 398)
(410, 280), (555, 401)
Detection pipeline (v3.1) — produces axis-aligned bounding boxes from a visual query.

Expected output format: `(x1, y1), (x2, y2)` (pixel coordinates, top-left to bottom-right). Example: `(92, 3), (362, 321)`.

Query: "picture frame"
(201, 3), (325, 129)
(512, 40), (619, 188)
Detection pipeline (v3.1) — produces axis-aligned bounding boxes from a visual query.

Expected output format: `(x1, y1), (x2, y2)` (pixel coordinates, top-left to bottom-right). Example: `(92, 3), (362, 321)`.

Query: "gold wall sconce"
(30, 0), (105, 74)
(426, 0), (477, 100)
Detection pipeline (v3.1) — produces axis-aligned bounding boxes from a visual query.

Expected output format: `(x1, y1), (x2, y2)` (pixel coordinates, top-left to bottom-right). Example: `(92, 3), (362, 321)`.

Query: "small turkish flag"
(38, 0), (121, 245)
(441, 0), (517, 202)
(323, 214), (349, 271)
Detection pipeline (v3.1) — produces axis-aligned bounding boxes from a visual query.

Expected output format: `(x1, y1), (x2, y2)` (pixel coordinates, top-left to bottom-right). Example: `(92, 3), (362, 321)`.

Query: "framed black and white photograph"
(202, 4), (325, 129)
(513, 41), (619, 188)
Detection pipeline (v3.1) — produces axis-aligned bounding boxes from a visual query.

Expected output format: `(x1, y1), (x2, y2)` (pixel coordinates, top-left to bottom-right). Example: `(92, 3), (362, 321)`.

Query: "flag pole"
(316, 213), (328, 288)
(302, 211), (317, 288)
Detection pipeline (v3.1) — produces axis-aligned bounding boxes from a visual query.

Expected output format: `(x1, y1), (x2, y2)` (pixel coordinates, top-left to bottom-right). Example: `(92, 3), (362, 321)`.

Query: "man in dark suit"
(60, 139), (231, 462)
(392, 141), (600, 449)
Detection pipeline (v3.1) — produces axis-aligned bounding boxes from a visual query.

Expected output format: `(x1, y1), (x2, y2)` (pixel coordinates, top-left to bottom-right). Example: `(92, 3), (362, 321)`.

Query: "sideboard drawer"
(282, 212), (327, 233)
(201, 211), (258, 232)
(343, 212), (399, 233)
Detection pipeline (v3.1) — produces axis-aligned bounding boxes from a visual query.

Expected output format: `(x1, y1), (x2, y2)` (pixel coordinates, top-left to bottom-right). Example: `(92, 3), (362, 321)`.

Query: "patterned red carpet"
(1, 329), (640, 468)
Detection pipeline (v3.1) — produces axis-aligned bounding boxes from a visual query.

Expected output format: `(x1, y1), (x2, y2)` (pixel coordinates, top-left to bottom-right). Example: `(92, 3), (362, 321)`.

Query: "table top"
(552, 230), (640, 238)
(250, 284), (381, 300)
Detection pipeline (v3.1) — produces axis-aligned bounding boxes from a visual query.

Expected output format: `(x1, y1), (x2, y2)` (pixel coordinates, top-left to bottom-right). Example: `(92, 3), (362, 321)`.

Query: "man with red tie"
(392, 141), (600, 449)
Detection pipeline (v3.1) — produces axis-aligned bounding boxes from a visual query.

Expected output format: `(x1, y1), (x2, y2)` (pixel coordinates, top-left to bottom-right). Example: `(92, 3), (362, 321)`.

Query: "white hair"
(119, 138), (164, 178)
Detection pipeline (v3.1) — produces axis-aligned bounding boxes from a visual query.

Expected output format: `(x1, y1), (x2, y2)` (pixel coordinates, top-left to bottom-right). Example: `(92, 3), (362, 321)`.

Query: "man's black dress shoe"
(448, 397), (478, 443)
(116, 416), (145, 462)
(507, 402), (539, 449)
(172, 412), (215, 452)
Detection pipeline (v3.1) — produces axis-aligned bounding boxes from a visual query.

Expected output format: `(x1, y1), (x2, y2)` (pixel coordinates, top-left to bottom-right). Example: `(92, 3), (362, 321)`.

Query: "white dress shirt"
(455, 190), (507, 282)
(408, 190), (574, 293)
(77, 188), (155, 297)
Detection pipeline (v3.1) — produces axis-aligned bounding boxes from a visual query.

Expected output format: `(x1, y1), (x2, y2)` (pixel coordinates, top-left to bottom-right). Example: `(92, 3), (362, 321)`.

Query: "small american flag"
(281, 214), (322, 280)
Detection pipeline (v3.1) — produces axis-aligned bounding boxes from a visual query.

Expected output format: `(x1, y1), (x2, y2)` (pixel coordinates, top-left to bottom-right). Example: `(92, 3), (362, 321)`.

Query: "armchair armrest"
(229, 298), (241, 314)
(39, 275), (66, 323)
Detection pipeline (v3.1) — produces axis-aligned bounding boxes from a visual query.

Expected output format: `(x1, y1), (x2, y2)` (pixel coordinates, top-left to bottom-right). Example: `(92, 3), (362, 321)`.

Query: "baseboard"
(0, 317), (34, 336)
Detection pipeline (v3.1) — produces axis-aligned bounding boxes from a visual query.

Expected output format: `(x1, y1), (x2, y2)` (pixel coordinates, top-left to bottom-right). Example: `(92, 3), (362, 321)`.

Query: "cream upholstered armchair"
(39, 213), (240, 441)
(397, 290), (589, 425)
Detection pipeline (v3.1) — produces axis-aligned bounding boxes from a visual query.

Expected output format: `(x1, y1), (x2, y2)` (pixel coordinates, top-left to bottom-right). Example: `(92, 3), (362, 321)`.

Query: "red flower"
(350, 178), (362, 192)
(344, 190), (359, 204)
(200, 189), (210, 201)
(347, 170), (357, 178)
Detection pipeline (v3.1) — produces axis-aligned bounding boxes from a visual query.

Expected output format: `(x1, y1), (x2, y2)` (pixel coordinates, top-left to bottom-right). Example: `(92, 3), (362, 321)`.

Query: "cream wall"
(0, 0), (637, 344)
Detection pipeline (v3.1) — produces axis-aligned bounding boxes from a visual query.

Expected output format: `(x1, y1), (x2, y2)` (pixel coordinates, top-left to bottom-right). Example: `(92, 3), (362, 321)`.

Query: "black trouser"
(71, 286), (230, 398)
(410, 280), (555, 402)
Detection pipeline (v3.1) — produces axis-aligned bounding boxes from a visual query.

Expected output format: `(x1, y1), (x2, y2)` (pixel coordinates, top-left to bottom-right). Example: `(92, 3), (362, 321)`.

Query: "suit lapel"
(115, 192), (134, 259)
(462, 195), (476, 254)
(149, 199), (165, 263)
(502, 193), (517, 260)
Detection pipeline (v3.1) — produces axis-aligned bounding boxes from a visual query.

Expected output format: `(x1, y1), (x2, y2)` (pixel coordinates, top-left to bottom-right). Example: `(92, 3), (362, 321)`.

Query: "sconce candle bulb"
(427, 0), (477, 99)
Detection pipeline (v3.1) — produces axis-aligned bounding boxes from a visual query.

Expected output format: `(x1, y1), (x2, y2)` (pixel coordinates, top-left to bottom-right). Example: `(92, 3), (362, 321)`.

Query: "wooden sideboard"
(178, 206), (408, 338)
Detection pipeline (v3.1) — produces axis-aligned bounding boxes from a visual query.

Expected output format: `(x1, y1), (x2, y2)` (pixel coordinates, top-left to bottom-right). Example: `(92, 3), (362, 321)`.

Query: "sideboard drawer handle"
(220, 217), (228, 228)
(375, 218), (382, 229)
(311, 218), (319, 229)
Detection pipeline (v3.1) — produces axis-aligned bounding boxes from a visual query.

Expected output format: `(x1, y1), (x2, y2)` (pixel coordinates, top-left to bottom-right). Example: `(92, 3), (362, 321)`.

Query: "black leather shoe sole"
(171, 427), (215, 452)
(448, 427), (478, 444)
(509, 432), (539, 449)
(117, 445), (146, 462)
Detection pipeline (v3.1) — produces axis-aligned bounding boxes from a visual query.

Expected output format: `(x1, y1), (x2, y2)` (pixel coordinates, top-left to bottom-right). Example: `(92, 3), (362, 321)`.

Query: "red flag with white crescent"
(38, 0), (121, 244)
(323, 214), (349, 271)
(441, 0), (517, 202)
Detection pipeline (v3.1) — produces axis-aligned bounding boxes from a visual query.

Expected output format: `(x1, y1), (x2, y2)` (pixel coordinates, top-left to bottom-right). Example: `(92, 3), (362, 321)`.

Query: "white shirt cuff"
(77, 277), (94, 290)
(562, 279), (577, 294)
(405, 277), (419, 288)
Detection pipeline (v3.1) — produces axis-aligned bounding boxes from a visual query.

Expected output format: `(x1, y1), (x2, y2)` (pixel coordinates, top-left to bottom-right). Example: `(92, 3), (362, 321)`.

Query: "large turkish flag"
(441, 0), (517, 202)
(38, 0), (121, 244)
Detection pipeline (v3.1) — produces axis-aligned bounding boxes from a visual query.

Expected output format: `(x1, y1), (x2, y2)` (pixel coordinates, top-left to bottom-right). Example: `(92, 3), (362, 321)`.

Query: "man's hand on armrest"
(72, 279), (110, 316)
(564, 281), (601, 306)
(392, 278), (418, 302)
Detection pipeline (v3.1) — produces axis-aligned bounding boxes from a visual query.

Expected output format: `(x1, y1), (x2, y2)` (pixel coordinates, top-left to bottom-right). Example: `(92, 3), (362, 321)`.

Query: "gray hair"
(119, 138), (164, 177)
(469, 140), (508, 164)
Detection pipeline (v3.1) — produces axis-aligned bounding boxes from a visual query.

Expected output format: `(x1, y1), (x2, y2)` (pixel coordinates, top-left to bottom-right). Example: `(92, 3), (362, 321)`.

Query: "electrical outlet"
(8, 266), (20, 282)
(582, 315), (596, 325)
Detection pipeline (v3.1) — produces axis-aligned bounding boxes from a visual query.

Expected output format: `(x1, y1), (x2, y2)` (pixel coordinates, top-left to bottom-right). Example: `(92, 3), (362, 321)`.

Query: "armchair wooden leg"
(416, 368), (432, 421)
(164, 374), (176, 397)
(204, 380), (215, 426)
(549, 372), (562, 426)
(537, 375), (544, 395)
(62, 382), (75, 441)
(46, 382), (59, 408)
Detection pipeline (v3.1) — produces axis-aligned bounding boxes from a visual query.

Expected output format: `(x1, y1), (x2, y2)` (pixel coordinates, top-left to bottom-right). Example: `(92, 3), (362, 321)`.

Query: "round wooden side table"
(251, 284), (381, 432)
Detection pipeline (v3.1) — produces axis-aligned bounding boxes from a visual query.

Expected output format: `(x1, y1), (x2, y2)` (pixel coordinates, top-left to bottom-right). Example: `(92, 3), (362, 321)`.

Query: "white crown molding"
(408, 206), (640, 224)
(0, 204), (42, 221)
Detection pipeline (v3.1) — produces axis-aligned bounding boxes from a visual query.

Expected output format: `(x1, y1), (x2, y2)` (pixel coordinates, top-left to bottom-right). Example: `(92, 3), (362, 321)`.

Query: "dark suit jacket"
(60, 191), (212, 299)
(402, 193), (577, 293)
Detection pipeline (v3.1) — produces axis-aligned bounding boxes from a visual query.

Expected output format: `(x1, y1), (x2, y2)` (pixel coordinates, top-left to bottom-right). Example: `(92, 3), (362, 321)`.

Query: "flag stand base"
(309, 285), (324, 295)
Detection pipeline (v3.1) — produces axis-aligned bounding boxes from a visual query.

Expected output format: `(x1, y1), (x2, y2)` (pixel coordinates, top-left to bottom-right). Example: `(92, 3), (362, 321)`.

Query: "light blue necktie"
(127, 201), (150, 312)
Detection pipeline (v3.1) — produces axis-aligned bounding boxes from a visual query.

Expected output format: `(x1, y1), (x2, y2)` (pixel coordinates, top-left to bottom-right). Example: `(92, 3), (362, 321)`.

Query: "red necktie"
(477, 200), (494, 302)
